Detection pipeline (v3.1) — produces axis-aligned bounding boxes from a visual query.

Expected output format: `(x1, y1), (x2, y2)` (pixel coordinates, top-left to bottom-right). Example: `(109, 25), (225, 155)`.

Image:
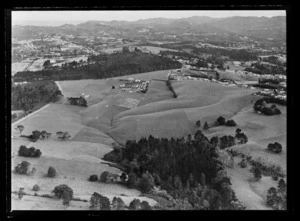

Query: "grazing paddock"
(109, 108), (193, 145)
(118, 98), (140, 109)
(12, 68), (285, 210)
(11, 103), (85, 138)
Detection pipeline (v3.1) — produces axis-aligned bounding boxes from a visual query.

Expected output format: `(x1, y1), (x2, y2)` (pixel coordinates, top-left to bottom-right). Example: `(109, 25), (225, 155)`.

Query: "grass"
(12, 69), (285, 210)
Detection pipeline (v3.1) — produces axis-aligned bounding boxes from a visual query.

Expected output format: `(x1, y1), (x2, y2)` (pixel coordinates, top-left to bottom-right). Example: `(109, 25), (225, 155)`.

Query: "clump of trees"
(166, 80), (177, 98)
(210, 128), (248, 150)
(90, 192), (111, 210)
(14, 161), (36, 175)
(266, 179), (286, 210)
(18, 145), (42, 158)
(52, 184), (73, 206)
(245, 62), (286, 76)
(215, 116), (237, 127)
(253, 98), (281, 116)
(267, 142), (282, 154)
(226, 149), (285, 178)
(67, 96), (87, 107)
(56, 131), (71, 141)
(103, 130), (245, 210)
(99, 171), (120, 183)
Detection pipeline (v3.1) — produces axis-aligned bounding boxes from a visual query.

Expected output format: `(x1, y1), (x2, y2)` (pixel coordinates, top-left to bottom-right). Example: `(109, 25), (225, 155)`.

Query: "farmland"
(11, 68), (286, 210)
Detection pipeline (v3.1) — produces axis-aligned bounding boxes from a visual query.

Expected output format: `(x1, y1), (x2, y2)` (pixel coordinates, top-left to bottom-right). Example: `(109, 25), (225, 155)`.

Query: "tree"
(225, 119), (237, 127)
(100, 171), (110, 182)
(235, 128), (242, 134)
(216, 116), (226, 126)
(122, 46), (130, 53)
(52, 184), (73, 200)
(196, 120), (201, 128)
(141, 201), (152, 210)
(200, 173), (206, 186)
(32, 130), (41, 140)
(268, 142), (282, 154)
(216, 72), (220, 80)
(277, 179), (286, 193)
(47, 166), (57, 178)
(173, 174), (183, 190)
(238, 159), (247, 168)
(203, 121), (209, 131)
(62, 189), (72, 206)
(120, 172), (127, 183)
(16, 125), (24, 134)
(14, 161), (32, 175)
(89, 175), (98, 182)
(43, 60), (51, 69)
(127, 172), (137, 188)
(129, 199), (142, 210)
(112, 197), (125, 210)
(139, 172), (155, 193)
(99, 195), (111, 210)
(252, 167), (262, 181)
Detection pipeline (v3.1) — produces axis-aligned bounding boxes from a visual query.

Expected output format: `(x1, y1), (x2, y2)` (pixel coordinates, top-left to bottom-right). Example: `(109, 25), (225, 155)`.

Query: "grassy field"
(12, 68), (286, 210)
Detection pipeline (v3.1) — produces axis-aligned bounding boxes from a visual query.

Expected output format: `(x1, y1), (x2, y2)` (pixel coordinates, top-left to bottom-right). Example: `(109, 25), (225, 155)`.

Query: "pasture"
(12, 68), (286, 210)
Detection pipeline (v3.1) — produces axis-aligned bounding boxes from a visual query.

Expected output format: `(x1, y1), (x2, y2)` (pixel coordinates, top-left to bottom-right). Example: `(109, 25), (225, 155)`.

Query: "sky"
(12, 10), (286, 26)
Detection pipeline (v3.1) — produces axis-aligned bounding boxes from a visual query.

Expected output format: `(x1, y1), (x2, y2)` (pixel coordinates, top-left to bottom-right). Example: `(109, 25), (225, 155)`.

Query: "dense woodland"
(245, 62), (286, 76)
(12, 81), (62, 112)
(104, 130), (245, 210)
(13, 51), (181, 82)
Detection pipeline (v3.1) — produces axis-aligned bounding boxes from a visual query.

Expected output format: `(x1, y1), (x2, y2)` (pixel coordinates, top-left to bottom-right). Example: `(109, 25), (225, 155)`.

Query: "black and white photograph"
(7, 7), (289, 212)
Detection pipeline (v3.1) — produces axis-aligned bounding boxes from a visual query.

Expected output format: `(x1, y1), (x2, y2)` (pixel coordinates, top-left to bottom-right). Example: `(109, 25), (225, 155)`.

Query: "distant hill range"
(12, 16), (286, 42)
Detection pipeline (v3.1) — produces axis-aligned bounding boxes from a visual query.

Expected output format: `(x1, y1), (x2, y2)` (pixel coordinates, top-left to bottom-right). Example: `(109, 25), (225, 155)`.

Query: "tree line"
(13, 51), (182, 82)
(12, 81), (62, 112)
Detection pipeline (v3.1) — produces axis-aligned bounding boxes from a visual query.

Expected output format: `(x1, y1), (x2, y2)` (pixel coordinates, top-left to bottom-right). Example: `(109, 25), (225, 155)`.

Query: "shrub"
(47, 166), (57, 178)
(32, 184), (40, 191)
(89, 175), (98, 182)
